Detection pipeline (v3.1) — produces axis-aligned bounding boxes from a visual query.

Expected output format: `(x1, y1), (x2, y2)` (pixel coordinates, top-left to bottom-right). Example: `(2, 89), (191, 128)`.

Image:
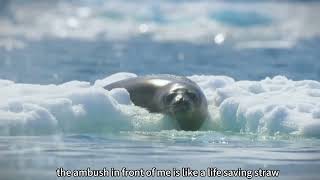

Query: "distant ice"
(0, 0), (320, 48)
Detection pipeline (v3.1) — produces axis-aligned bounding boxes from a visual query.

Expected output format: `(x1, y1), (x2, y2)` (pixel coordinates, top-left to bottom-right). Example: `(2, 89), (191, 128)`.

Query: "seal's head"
(160, 83), (208, 131)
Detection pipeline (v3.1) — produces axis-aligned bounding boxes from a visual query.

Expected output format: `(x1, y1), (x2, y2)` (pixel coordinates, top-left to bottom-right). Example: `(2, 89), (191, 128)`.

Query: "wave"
(0, 72), (319, 137)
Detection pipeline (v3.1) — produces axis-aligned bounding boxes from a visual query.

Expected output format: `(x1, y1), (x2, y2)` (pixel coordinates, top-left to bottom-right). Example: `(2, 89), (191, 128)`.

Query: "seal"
(104, 75), (208, 131)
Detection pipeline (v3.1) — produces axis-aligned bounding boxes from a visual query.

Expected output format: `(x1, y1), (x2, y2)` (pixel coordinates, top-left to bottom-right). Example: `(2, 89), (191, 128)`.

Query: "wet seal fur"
(104, 75), (208, 131)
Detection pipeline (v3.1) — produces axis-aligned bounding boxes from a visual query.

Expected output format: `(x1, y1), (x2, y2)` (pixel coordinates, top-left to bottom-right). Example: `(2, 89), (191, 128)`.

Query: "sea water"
(0, 0), (320, 179)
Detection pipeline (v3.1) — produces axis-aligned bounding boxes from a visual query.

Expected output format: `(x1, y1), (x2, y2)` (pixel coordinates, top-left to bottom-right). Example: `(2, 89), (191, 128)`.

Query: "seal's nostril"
(175, 95), (183, 103)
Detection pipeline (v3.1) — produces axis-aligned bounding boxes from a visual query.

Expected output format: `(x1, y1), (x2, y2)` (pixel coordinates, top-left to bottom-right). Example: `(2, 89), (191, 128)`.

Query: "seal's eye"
(165, 93), (176, 104)
(187, 92), (197, 101)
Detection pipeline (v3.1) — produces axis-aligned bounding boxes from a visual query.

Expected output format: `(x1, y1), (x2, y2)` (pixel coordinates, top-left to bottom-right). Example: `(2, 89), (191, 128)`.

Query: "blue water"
(1, 0), (320, 179)
(1, 133), (320, 180)
(1, 37), (320, 84)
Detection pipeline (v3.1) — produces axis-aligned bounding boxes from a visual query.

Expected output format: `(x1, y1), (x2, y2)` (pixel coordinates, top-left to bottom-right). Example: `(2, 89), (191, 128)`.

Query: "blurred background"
(1, 2), (320, 180)
(0, 0), (319, 84)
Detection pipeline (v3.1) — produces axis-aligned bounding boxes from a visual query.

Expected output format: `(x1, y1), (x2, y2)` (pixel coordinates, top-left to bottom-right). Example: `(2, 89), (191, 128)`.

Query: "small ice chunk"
(109, 88), (132, 105)
(94, 72), (137, 87)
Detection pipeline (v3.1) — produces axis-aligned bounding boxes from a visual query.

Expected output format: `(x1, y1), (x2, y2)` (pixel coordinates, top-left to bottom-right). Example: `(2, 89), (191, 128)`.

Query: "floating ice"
(0, 80), (129, 135)
(189, 75), (320, 137)
(0, 73), (320, 137)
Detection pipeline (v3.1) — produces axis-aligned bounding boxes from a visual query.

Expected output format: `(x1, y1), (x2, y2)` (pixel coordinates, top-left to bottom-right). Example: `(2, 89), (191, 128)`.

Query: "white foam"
(0, 73), (320, 137)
